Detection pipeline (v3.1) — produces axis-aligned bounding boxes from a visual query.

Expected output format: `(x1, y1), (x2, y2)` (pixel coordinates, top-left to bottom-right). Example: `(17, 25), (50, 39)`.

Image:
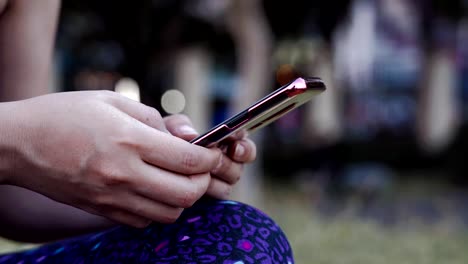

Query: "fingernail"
(178, 125), (198, 136)
(234, 144), (245, 158)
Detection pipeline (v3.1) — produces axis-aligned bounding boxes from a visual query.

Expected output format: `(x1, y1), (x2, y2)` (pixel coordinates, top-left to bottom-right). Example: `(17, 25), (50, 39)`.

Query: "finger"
(135, 127), (221, 175)
(134, 161), (211, 208)
(227, 138), (257, 163)
(104, 208), (152, 228)
(211, 154), (244, 185)
(164, 114), (199, 141)
(122, 193), (184, 224)
(80, 194), (151, 228)
(105, 91), (168, 132)
(218, 129), (248, 150)
(231, 129), (249, 140)
(206, 178), (233, 200)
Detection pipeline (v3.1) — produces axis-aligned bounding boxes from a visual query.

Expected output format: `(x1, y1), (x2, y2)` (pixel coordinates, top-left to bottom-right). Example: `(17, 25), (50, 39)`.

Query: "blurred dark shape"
(55, 0), (468, 188)
(59, 0), (235, 108)
(276, 64), (298, 85)
(342, 163), (394, 194)
(263, 0), (352, 41)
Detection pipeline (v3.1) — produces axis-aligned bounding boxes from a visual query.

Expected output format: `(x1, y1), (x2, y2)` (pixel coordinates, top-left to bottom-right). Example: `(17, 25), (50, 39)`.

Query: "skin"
(0, 0), (257, 242)
(164, 114), (257, 199)
(0, 0), (58, 99)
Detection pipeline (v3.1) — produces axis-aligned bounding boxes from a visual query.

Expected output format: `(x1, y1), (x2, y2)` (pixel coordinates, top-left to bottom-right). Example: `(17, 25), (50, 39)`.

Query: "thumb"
(107, 91), (168, 132)
(163, 114), (199, 141)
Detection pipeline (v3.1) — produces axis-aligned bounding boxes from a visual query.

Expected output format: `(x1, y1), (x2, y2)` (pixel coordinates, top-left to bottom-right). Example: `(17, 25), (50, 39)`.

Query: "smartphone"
(190, 77), (326, 147)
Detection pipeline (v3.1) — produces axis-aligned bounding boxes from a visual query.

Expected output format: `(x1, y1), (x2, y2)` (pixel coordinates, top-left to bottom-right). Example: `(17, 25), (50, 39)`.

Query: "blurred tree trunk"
(417, 49), (459, 153)
(174, 47), (213, 133)
(226, 0), (273, 207)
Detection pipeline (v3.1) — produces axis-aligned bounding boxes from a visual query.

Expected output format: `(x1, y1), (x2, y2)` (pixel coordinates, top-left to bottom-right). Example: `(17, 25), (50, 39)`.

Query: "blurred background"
(2, 0), (468, 262)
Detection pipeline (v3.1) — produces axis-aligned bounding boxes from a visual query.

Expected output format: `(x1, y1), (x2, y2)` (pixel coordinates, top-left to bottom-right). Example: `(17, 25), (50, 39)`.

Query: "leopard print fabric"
(0, 198), (294, 263)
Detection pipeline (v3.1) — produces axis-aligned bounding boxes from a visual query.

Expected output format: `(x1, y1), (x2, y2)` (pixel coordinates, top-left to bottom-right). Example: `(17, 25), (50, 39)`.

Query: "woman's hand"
(1, 91), (221, 228)
(164, 114), (257, 199)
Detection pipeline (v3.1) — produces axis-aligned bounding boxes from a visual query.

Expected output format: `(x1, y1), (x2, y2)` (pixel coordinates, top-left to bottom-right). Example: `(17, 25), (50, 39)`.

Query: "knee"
(181, 198), (294, 263)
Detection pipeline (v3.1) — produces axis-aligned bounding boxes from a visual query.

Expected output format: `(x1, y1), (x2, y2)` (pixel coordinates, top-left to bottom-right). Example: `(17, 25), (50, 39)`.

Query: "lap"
(0, 198), (294, 264)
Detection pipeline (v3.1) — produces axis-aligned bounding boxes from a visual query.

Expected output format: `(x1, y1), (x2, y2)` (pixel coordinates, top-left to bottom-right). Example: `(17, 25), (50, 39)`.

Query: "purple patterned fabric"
(0, 198), (294, 263)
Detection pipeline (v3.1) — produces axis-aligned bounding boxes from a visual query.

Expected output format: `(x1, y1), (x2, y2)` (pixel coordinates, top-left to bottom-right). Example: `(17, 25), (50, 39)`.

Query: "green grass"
(267, 205), (468, 263)
(263, 182), (468, 264)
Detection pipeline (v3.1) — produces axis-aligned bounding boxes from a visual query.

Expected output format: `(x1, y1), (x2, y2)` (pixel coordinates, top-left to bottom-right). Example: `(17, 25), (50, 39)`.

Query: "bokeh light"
(161, 89), (186, 114)
(115, 77), (140, 102)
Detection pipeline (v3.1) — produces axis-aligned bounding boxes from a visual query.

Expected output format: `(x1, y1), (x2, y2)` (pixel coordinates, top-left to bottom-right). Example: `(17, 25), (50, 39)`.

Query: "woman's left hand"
(164, 114), (257, 199)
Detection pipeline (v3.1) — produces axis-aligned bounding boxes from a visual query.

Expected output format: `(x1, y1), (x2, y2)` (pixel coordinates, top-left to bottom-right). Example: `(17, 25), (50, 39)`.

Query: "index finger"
(134, 127), (221, 175)
(226, 138), (257, 163)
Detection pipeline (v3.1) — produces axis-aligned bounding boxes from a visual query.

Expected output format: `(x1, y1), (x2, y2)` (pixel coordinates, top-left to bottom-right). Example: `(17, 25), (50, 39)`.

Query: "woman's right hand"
(0, 91), (221, 228)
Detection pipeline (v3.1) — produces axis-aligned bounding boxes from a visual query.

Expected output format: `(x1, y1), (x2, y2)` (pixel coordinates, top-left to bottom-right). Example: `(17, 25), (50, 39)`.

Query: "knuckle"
(213, 149), (224, 169)
(137, 106), (165, 131)
(132, 203), (145, 216)
(181, 151), (200, 172)
(212, 155), (228, 175)
(177, 174), (210, 208)
(223, 185), (233, 198)
(95, 90), (116, 102)
(90, 158), (128, 187)
(161, 208), (183, 223)
(198, 173), (211, 193)
(232, 172), (242, 184)
(113, 129), (139, 149)
(146, 106), (162, 120)
(103, 172), (126, 187)
(93, 193), (114, 207)
(178, 188), (199, 208)
(101, 168), (127, 187)
(208, 183), (232, 200)
(134, 220), (151, 228)
(233, 164), (244, 183)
